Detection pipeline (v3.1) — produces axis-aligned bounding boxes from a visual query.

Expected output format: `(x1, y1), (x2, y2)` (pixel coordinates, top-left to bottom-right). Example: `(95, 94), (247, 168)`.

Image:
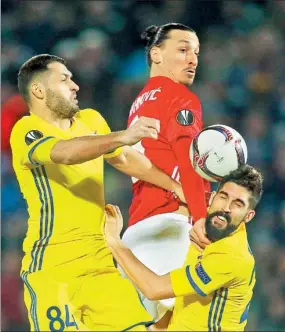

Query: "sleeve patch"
(195, 262), (212, 284)
(25, 130), (43, 145)
(176, 109), (194, 126)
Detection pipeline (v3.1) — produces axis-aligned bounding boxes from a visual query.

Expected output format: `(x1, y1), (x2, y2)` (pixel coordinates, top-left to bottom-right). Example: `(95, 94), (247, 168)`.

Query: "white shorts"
(119, 213), (191, 319)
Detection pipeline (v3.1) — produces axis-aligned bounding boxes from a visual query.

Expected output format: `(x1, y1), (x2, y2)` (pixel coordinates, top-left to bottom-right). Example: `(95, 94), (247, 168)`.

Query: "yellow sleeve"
(10, 118), (60, 168)
(103, 147), (123, 159)
(170, 252), (236, 297)
(27, 136), (60, 166)
(79, 108), (122, 159)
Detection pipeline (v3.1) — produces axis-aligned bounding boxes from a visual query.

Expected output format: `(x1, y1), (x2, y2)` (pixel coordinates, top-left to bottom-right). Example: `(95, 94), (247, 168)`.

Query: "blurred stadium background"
(1, 0), (285, 331)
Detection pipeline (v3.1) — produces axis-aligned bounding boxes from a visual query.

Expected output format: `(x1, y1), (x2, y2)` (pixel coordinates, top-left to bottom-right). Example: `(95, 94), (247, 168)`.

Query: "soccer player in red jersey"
(120, 23), (211, 319)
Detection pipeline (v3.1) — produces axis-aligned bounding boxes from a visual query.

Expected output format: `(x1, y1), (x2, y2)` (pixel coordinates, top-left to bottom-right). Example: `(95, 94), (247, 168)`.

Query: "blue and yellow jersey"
(10, 109), (122, 277)
(169, 224), (255, 331)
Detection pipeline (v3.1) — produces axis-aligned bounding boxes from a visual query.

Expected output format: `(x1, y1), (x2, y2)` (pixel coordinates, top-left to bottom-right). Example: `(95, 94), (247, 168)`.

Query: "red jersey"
(127, 76), (210, 226)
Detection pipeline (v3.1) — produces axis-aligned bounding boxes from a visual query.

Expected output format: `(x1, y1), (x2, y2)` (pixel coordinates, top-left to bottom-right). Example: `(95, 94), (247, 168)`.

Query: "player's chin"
(72, 102), (80, 111)
(181, 76), (195, 86)
(211, 221), (227, 230)
(69, 105), (80, 117)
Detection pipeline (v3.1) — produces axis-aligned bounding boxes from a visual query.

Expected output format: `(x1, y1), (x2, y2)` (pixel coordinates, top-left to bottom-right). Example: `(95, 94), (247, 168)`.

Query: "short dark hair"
(218, 165), (264, 209)
(18, 54), (66, 103)
(141, 23), (196, 67)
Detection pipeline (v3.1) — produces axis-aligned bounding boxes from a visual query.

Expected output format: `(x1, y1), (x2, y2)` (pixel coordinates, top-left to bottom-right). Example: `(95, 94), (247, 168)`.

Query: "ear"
(150, 46), (162, 64)
(31, 82), (45, 100)
(244, 210), (255, 224)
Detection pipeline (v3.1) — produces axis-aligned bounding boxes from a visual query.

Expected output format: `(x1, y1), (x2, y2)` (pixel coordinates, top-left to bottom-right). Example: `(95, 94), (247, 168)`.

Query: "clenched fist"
(120, 117), (160, 146)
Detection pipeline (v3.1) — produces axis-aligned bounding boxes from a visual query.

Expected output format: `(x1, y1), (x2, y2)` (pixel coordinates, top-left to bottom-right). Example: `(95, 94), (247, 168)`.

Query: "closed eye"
(61, 73), (72, 81)
(234, 200), (245, 208)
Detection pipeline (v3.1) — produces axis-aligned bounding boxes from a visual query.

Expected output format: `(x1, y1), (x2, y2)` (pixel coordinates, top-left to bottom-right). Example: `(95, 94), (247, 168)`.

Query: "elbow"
(141, 275), (173, 301)
(145, 293), (158, 301)
(143, 287), (161, 301)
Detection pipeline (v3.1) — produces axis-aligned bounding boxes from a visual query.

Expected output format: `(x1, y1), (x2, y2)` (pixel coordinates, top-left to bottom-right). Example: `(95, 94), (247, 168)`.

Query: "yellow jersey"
(169, 223), (255, 331)
(10, 109), (122, 277)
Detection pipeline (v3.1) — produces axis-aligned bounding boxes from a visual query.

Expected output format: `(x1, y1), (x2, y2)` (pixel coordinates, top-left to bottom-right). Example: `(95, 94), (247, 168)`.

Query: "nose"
(188, 51), (198, 67)
(222, 205), (231, 214)
(71, 81), (79, 92)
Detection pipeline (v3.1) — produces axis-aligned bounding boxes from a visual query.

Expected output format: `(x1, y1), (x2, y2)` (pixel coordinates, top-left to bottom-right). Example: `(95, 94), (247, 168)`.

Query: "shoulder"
(205, 237), (255, 272)
(12, 115), (33, 130)
(78, 108), (110, 133)
(11, 115), (36, 141)
(176, 86), (202, 111)
(163, 81), (202, 118)
(78, 108), (104, 121)
(162, 78), (200, 99)
(10, 115), (45, 151)
(11, 115), (51, 150)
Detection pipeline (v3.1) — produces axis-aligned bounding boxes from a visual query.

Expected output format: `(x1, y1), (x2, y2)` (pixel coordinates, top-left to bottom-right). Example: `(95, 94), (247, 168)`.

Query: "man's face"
(156, 29), (200, 86)
(206, 182), (255, 242)
(44, 62), (80, 119)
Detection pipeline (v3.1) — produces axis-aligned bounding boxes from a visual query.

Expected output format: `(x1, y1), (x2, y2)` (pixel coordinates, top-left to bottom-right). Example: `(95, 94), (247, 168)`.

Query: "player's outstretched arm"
(105, 205), (175, 301)
(172, 136), (208, 221)
(107, 146), (185, 202)
(49, 117), (160, 164)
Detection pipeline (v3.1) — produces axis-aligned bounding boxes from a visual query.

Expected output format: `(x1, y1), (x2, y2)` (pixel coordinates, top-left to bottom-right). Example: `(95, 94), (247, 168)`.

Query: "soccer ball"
(190, 124), (248, 182)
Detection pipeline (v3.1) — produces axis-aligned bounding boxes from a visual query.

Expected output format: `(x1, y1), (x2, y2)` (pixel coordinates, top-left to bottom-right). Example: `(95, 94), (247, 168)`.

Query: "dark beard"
(46, 89), (79, 119)
(205, 211), (238, 242)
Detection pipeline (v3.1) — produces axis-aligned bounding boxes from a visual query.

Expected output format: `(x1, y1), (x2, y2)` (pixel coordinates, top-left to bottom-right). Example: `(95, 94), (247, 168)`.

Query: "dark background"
(1, 0), (285, 330)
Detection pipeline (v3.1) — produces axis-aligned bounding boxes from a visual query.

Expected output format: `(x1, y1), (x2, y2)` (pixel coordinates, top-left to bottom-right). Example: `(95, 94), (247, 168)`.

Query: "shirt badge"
(25, 130), (43, 145)
(176, 109), (194, 126)
(195, 262), (212, 284)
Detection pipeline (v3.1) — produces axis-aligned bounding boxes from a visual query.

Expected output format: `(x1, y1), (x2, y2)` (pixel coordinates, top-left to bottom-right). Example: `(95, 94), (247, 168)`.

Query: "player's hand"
(190, 218), (211, 250)
(172, 181), (186, 203)
(205, 191), (212, 207)
(104, 204), (123, 242)
(121, 117), (160, 145)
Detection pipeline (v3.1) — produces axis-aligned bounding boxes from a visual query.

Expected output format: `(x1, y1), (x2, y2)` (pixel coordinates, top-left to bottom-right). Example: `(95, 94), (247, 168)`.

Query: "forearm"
(107, 237), (173, 300)
(180, 162), (207, 220)
(109, 146), (177, 191)
(173, 137), (207, 221)
(50, 131), (126, 165)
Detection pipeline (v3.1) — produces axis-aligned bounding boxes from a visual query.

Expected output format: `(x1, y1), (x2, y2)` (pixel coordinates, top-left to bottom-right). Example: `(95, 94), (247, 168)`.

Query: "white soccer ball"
(190, 124), (248, 182)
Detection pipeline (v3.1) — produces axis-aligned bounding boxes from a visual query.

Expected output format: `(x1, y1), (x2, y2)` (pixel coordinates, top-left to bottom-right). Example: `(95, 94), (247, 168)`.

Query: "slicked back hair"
(141, 23), (196, 67)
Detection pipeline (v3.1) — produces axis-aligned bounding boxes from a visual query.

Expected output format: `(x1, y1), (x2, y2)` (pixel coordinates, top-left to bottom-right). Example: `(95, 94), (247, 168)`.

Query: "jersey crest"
(25, 130), (43, 145)
(176, 109), (194, 126)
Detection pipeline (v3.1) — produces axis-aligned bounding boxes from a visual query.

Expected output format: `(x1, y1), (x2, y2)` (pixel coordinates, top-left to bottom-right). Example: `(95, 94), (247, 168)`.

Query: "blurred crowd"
(1, 0), (285, 331)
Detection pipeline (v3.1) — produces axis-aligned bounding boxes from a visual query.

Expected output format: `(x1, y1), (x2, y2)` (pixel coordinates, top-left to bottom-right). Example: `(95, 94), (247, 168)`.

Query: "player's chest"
(39, 120), (100, 140)
(49, 158), (104, 191)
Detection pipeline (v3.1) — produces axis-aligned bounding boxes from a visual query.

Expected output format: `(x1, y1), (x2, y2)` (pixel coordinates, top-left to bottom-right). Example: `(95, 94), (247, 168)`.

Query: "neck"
(30, 104), (72, 130)
(150, 65), (179, 83)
